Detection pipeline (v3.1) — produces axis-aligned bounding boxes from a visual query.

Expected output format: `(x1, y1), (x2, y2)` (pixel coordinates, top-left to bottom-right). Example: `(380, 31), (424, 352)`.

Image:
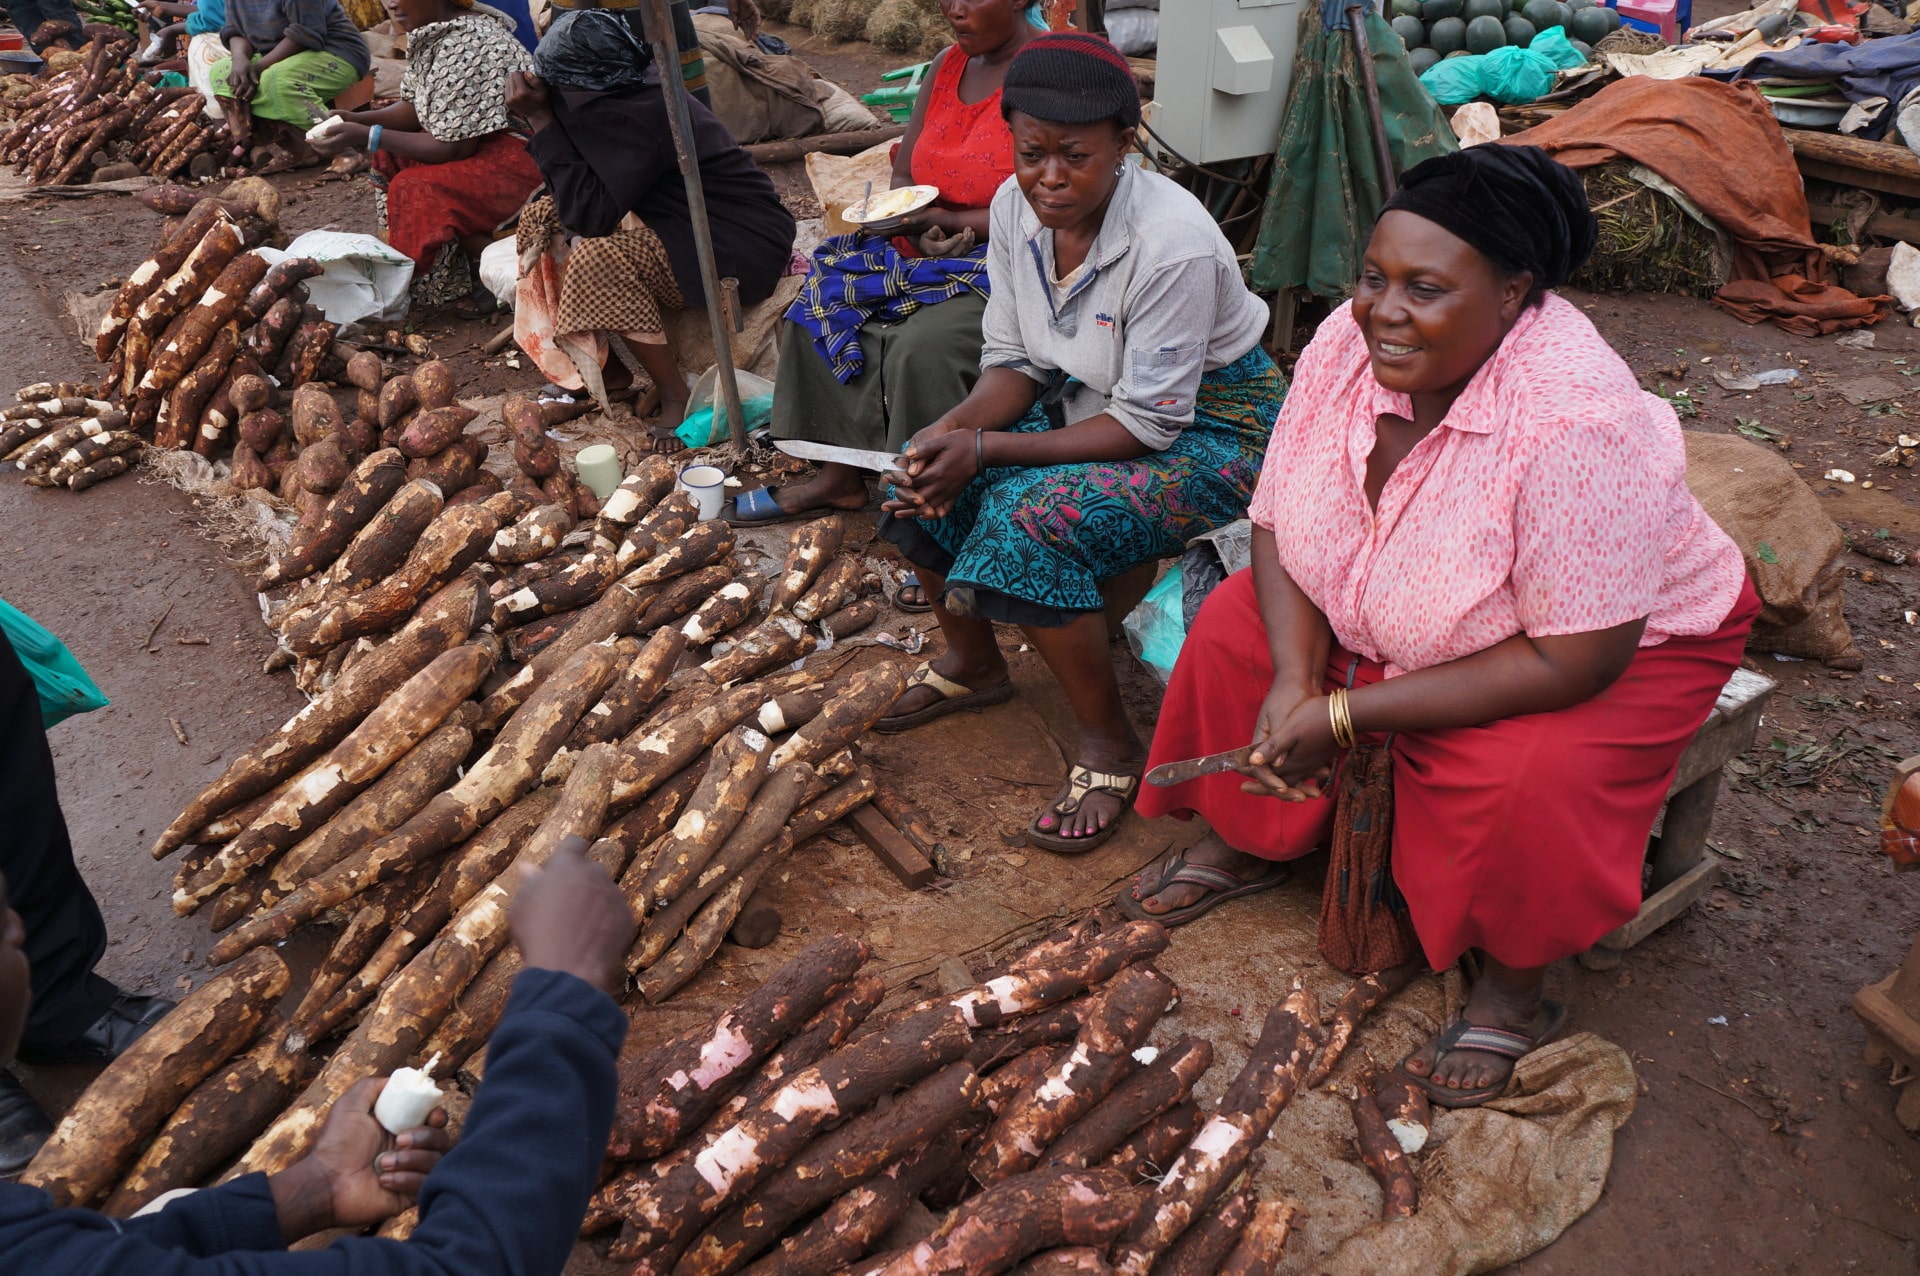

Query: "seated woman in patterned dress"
(878, 33), (1284, 854)
(734, 0), (1039, 534)
(1129, 146), (1757, 1107)
(505, 8), (796, 447)
(311, 0), (540, 314)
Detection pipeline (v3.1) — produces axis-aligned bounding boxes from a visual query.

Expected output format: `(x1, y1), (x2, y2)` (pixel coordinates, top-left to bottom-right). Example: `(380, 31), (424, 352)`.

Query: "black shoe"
(19, 991), (177, 1066)
(0, 1072), (53, 1179)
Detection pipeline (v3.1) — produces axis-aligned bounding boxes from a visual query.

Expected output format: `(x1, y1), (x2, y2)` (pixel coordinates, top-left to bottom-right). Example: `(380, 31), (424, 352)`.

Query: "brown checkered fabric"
(518, 195), (684, 338)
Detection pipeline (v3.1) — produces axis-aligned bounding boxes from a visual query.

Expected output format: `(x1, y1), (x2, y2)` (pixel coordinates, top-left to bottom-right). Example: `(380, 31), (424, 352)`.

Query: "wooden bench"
(1579, 666), (1776, 970)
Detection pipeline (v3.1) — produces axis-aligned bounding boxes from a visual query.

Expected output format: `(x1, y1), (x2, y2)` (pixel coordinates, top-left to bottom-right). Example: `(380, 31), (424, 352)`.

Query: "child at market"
(0, 839), (635, 1273)
(210, 0), (371, 165)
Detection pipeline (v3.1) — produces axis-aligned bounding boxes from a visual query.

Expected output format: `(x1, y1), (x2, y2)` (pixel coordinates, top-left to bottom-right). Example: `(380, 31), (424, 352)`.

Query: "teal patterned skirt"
(879, 346), (1286, 627)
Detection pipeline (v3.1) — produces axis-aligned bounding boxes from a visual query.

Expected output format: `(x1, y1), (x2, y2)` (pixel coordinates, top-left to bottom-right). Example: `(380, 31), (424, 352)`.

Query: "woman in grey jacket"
(877, 31), (1284, 854)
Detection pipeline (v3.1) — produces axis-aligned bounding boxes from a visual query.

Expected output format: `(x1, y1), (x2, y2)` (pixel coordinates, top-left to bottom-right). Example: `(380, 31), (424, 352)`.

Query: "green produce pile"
(75, 0), (142, 33)
(1388, 0), (1622, 76)
(1571, 162), (1724, 298)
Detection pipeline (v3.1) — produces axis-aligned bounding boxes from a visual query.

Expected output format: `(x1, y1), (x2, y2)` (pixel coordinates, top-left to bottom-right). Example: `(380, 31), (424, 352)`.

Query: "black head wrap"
(533, 8), (656, 92)
(1378, 145), (1596, 291)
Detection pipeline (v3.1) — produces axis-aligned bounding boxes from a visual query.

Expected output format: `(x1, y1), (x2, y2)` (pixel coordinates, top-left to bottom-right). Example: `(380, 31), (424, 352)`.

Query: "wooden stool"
(1852, 755), (1920, 1128)
(1856, 932), (1920, 1130)
(1579, 666), (1777, 970)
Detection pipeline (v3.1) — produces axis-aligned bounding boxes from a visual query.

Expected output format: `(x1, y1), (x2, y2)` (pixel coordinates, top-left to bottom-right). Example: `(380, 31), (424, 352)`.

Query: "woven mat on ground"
(1505, 76), (1891, 336)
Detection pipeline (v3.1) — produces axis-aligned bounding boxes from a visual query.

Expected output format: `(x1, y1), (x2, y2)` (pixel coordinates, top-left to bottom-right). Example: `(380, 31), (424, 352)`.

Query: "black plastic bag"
(533, 9), (656, 92)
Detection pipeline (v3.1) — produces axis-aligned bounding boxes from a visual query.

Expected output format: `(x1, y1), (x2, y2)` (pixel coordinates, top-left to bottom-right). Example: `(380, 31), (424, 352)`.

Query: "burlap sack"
(1683, 430), (1863, 668)
(1320, 1033), (1638, 1275)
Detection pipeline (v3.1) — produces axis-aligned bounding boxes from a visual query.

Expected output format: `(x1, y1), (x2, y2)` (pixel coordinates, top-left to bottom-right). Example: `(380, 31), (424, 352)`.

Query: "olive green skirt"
(769, 291), (987, 453)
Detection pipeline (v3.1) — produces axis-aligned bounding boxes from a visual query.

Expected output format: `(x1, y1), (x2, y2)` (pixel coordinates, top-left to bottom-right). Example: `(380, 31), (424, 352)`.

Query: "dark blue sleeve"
(121, 1176), (287, 1255)
(0, 969), (625, 1276)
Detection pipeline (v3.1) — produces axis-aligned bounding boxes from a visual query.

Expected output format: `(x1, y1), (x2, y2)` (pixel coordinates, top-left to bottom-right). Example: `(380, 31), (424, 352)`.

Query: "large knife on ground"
(1144, 745), (1256, 787)
(774, 438), (910, 473)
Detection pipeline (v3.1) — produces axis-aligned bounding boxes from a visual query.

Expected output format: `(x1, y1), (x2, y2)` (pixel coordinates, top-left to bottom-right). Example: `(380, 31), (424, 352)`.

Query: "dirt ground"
(0, 43), (1918, 1270)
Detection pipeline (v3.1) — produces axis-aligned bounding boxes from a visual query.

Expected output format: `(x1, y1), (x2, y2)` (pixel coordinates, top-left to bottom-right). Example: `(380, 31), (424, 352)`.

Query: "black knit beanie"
(1000, 32), (1141, 130)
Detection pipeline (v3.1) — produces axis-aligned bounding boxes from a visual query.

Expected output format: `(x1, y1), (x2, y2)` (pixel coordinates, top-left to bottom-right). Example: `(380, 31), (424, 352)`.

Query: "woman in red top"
(746, 0), (1040, 545)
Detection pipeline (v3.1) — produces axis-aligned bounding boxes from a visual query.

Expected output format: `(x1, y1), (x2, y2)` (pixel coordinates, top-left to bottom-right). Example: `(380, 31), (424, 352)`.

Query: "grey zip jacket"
(979, 162), (1269, 450)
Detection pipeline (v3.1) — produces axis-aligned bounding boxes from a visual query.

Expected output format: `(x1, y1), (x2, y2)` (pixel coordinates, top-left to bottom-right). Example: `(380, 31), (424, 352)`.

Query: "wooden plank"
(848, 804), (936, 890)
(1591, 853), (1722, 953)
(742, 126), (905, 166)
(1783, 127), (1920, 183)
(1793, 155), (1920, 202)
(1807, 202), (1920, 246)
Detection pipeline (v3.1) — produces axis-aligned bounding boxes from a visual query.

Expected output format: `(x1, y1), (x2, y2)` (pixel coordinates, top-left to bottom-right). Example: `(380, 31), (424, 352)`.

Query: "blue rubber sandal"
(726, 487), (812, 526)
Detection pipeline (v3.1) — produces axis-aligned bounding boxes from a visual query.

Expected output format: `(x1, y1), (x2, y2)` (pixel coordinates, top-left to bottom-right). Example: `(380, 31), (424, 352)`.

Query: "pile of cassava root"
(1, 30), (243, 185)
(0, 195), (335, 493)
(14, 457), (927, 1216)
(575, 910), (1416, 1275)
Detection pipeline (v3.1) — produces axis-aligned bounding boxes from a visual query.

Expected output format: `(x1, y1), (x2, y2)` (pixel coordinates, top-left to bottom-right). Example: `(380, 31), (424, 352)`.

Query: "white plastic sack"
(1104, 7), (1158, 54)
(1889, 241), (1920, 314)
(186, 33), (227, 120)
(478, 236), (519, 308)
(256, 231), (415, 326)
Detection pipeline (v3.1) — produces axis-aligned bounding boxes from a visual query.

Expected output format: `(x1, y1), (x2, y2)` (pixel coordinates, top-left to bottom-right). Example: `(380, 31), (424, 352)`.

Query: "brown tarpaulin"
(1505, 76), (1890, 336)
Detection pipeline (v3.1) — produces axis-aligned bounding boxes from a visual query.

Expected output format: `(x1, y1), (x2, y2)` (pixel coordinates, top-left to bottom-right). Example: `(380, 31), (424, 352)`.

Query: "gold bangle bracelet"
(1328, 687), (1356, 750)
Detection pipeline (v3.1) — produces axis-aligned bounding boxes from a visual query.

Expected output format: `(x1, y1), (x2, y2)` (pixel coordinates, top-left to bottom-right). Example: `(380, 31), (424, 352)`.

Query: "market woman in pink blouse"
(1129, 146), (1758, 1107)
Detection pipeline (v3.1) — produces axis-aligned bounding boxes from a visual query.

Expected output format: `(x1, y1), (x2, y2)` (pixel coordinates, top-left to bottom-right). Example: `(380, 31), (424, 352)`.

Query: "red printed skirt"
(374, 131), (543, 268)
(1136, 567), (1761, 970)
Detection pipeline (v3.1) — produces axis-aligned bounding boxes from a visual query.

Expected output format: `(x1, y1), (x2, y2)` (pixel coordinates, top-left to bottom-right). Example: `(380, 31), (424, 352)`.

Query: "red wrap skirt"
(374, 131), (543, 268)
(1135, 568), (1761, 970)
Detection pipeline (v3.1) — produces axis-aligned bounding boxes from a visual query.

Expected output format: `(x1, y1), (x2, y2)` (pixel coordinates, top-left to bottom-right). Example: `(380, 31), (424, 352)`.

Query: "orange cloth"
(1505, 76), (1889, 335)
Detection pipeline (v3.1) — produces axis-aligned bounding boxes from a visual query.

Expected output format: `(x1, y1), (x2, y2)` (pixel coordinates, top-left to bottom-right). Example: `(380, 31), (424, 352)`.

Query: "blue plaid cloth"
(785, 234), (990, 384)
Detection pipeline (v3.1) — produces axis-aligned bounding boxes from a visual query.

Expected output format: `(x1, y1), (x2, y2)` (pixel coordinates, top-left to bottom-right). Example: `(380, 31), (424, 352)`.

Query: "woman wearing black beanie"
(875, 32), (1284, 854)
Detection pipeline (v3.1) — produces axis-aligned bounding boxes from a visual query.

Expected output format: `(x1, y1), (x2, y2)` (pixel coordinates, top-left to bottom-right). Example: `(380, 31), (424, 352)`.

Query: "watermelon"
(1463, 0), (1504, 21)
(1601, 4), (1622, 28)
(1391, 13), (1427, 46)
(1465, 13), (1506, 50)
(1422, 0), (1464, 20)
(1520, 0), (1560, 28)
(1392, 0), (1425, 14)
(1568, 36), (1595, 56)
(1567, 4), (1610, 42)
(1409, 45), (1443, 74)
(1444, 47), (1473, 57)
(1504, 13), (1536, 44)
(1428, 14), (1468, 51)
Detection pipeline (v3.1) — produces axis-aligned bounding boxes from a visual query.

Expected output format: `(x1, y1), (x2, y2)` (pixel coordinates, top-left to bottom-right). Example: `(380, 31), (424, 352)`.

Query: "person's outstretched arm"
(0, 840), (634, 1276)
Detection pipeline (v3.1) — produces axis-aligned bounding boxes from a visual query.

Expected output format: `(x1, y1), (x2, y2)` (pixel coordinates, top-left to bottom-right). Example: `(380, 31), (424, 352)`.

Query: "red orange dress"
(1137, 296), (1757, 970)
(910, 47), (1018, 211)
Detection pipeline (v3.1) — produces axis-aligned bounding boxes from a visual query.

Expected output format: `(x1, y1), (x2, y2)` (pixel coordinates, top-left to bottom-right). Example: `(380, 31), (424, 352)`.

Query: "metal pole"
(1344, 4), (1398, 200)
(642, 0), (748, 450)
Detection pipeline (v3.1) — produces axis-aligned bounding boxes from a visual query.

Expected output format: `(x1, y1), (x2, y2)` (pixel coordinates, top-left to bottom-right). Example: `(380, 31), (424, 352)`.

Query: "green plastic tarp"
(1249, 1), (1460, 299)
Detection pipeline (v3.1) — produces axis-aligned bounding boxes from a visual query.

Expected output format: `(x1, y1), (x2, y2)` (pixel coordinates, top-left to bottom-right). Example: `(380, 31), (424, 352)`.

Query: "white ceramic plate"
(847, 184), (940, 230)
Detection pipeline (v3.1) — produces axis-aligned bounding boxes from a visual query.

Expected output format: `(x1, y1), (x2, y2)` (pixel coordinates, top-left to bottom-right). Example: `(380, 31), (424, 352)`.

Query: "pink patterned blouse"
(1247, 293), (1746, 677)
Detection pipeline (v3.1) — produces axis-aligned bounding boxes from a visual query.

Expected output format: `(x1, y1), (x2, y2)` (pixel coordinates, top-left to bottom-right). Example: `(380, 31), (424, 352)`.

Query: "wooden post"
(641, 0), (748, 449)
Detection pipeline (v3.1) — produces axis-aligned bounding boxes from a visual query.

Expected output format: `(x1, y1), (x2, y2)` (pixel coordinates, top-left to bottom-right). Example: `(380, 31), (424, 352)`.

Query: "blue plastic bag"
(675, 393), (775, 450)
(1478, 45), (1559, 103)
(1527, 25), (1589, 70)
(1122, 565), (1186, 684)
(1419, 55), (1489, 106)
(0, 599), (107, 729)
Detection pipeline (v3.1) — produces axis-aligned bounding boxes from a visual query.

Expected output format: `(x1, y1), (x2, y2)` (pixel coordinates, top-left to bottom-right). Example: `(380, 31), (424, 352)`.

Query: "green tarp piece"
(1249, 2), (1460, 299)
